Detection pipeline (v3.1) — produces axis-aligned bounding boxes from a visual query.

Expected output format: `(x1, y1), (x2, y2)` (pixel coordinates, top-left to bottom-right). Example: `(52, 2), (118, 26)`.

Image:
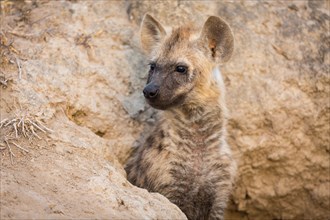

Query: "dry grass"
(0, 110), (53, 164)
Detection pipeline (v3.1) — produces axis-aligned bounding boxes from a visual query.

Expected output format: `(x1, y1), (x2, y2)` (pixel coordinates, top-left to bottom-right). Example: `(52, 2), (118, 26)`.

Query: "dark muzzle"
(143, 83), (159, 100)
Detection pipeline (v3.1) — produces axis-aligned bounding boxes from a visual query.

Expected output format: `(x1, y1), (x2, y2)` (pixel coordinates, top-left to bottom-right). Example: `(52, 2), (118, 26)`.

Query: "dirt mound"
(1, 1), (329, 219)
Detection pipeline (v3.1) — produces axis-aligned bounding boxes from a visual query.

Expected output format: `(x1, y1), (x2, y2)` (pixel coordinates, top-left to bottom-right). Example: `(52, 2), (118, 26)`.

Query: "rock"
(0, 115), (186, 219)
(119, 91), (146, 119)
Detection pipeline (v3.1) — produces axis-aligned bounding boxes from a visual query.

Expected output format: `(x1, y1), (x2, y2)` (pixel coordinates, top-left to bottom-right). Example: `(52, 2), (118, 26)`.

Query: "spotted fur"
(125, 14), (236, 220)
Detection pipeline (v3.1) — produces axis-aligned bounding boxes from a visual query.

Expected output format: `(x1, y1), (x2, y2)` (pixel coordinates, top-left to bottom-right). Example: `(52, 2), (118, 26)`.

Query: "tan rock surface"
(0, 1), (329, 220)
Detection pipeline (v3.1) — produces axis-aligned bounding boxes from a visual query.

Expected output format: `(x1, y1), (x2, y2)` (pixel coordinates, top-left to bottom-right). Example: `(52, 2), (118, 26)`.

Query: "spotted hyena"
(125, 14), (236, 220)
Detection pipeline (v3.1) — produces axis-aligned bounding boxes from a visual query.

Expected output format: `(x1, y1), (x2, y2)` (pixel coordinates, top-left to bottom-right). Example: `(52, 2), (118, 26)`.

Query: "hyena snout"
(143, 83), (159, 100)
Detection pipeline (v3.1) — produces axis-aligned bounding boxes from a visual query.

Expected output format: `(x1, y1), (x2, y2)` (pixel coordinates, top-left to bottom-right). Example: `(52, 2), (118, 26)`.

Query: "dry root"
(0, 114), (53, 164)
(0, 72), (13, 88)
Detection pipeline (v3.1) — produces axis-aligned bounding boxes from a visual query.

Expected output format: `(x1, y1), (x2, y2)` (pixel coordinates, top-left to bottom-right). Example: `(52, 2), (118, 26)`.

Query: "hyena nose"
(143, 84), (159, 99)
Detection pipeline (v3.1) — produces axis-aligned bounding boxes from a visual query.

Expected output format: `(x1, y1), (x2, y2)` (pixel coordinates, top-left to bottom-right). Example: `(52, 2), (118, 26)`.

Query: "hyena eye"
(149, 63), (156, 71)
(176, 66), (187, 74)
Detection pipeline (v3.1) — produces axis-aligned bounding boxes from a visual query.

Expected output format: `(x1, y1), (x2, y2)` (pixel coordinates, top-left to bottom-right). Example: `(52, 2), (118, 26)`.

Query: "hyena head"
(140, 14), (234, 110)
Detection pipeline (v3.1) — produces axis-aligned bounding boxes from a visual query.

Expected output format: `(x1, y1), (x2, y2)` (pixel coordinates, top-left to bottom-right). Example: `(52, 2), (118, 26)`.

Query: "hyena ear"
(199, 16), (234, 63)
(140, 14), (167, 54)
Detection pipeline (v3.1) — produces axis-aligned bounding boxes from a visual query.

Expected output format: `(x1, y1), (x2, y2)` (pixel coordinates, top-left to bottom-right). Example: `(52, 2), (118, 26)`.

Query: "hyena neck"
(162, 67), (227, 136)
(181, 66), (226, 122)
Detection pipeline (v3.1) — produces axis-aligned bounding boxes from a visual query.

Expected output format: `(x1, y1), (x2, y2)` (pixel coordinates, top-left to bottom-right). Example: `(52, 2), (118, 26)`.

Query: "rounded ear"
(199, 16), (234, 63)
(140, 14), (166, 54)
